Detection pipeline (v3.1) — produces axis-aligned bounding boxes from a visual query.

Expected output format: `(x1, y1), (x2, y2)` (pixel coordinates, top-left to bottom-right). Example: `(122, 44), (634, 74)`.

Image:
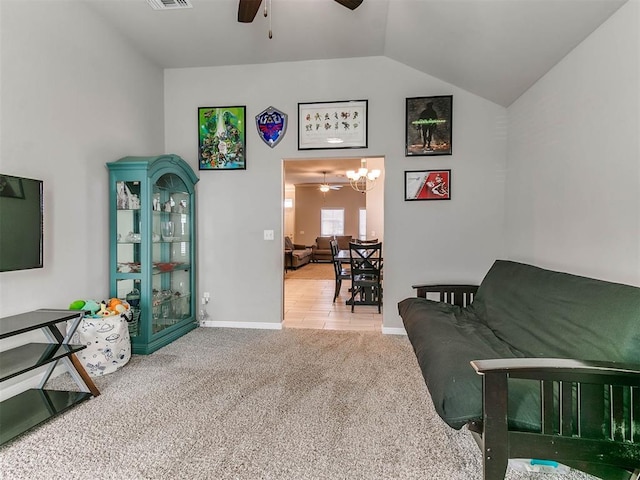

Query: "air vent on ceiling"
(146, 0), (193, 10)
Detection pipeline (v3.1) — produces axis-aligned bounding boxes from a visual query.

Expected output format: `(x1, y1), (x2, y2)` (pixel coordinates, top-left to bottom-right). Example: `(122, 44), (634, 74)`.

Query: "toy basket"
(72, 307), (132, 377)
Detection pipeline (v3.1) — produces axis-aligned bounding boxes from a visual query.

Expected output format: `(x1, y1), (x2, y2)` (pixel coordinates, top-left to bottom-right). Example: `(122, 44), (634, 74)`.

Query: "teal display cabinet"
(107, 155), (199, 354)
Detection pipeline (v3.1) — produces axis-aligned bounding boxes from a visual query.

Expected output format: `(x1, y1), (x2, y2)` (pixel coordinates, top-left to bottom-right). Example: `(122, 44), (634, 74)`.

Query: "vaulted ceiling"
(85, 0), (627, 107)
(82, 0), (627, 186)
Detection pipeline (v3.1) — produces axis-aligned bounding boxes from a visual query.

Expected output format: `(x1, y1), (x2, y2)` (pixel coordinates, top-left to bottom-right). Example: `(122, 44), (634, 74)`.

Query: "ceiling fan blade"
(334, 0), (363, 10)
(238, 0), (263, 23)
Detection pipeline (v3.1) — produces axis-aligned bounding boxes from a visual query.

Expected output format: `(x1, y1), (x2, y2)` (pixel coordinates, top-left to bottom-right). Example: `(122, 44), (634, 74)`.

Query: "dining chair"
(330, 239), (351, 302)
(348, 241), (383, 313)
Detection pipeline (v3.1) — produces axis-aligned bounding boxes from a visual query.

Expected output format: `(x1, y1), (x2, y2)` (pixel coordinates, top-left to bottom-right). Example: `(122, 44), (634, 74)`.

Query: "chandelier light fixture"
(346, 159), (381, 193)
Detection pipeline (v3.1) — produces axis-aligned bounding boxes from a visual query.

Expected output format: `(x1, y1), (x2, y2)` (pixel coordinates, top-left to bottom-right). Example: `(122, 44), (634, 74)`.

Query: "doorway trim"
(281, 156), (385, 330)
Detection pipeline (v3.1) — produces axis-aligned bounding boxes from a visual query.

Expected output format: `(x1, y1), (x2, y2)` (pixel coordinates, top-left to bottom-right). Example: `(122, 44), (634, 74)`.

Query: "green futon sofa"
(399, 260), (640, 480)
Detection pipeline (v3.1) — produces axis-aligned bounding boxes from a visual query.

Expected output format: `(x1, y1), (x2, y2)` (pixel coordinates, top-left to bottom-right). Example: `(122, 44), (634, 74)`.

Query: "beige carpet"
(0, 328), (596, 480)
(286, 262), (334, 280)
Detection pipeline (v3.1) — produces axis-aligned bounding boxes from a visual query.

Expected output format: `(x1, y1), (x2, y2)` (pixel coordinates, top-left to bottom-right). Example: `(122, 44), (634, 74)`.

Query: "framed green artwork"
(198, 106), (246, 170)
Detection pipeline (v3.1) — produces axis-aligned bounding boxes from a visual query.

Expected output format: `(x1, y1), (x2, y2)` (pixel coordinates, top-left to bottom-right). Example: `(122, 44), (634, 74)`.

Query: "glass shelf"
(0, 343), (86, 382)
(0, 389), (92, 445)
(0, 309), (99, 445)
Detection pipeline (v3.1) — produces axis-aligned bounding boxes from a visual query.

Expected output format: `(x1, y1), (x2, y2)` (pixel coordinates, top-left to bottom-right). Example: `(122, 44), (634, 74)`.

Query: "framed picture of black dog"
(405, 96), (452, 156)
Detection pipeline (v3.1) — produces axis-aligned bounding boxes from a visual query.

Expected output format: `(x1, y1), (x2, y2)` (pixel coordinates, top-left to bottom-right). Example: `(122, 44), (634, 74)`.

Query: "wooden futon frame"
(412, 284), (640, 480)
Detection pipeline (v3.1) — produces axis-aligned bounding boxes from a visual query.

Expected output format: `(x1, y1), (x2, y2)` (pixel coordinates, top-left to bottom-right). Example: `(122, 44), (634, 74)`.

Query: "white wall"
(365, 157), (384, 243)
(294, 184), (366, 246)
(0, 1), (164, 313)
(505, 0), (640, 286)
(3, 0), (631, 340)
(284, 184), (295, 240)
(164, 57), (507, 330)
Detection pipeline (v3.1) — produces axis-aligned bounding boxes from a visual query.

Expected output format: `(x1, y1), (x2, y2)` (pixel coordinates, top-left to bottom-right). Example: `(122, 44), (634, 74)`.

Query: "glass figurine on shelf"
(129, 194), (140, 209)
(116, 181), (132, 209)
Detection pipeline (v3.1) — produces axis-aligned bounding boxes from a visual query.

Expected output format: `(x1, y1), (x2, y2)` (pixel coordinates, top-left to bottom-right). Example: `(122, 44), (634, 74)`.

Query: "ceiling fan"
(238, 0), (363, 23)
(319, 171), (343, 193)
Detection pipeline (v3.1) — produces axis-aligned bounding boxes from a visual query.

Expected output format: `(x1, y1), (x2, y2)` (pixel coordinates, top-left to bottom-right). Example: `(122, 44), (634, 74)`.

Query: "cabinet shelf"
(152, 263), (190, 275)
(117, 240), (190, 245)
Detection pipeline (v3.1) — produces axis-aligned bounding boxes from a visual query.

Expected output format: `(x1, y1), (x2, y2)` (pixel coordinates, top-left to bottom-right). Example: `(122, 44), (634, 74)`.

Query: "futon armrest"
(471, 358), (640, 384)
(411, 284), (478, 306)
(293, 243), (310, 250)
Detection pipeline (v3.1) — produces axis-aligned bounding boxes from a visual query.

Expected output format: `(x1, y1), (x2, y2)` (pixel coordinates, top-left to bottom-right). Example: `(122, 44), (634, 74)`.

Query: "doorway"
(282, 156), (385, 331)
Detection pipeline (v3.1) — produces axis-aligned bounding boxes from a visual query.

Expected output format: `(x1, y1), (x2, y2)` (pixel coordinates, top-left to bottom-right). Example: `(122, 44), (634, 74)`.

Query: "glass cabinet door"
(115, 181), (142, 338)
(151, 173), (191, 335)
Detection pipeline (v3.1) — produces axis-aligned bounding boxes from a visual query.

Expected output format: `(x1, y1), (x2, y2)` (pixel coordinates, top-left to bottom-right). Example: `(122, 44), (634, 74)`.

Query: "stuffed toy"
(69, 298), (126, 318)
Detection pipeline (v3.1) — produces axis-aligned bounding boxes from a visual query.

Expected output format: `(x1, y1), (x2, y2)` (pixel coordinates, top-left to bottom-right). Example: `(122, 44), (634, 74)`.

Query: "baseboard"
(200, 320), (283, 330)
(382, 326), (407, 335)
(201, 320), (398, 334)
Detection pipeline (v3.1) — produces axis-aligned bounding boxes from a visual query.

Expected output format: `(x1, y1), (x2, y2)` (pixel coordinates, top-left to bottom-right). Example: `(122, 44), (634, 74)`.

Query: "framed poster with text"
(298, 100), (368, 150)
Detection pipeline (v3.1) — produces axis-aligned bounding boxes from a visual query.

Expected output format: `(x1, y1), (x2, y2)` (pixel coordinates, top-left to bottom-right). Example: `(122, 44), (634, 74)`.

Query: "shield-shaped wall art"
(255, 106), (287, 148)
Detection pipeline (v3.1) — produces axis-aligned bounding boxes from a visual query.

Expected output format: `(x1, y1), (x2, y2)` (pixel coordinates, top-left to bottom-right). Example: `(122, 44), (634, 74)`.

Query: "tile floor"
(283, 277), (382, 332)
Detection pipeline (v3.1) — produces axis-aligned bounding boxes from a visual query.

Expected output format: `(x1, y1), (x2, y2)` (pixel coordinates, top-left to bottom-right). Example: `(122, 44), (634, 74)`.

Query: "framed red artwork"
(404, 169), (451, 201)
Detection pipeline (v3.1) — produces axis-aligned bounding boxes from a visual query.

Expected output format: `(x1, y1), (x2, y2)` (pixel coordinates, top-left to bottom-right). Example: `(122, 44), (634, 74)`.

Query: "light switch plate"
(264, 229), (274, 240)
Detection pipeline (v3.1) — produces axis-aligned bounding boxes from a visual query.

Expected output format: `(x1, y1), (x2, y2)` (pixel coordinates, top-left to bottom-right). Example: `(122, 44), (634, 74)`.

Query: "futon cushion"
(470, 260), (640, 363)
(399, 297), (541, 430)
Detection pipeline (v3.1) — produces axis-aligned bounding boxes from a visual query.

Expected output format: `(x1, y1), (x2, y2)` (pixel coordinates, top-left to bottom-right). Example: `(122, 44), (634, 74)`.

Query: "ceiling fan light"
(320, 185), (330, 193)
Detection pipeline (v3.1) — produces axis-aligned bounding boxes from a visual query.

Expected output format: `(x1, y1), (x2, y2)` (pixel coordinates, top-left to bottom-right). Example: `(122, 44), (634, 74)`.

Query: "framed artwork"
(0, 175), (24, 198)
(405, 95), (452, 156)
(198, 106), (246, 170)
(404, 169), (451, 201)
(298, 100), (368, 150)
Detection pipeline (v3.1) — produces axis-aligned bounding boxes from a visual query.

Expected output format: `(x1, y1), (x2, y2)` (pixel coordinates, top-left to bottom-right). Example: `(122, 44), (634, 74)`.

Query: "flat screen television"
(0, 174), (44, 272)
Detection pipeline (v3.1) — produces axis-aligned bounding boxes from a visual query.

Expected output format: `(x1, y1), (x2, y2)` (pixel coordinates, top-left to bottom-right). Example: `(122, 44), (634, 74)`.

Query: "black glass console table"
(0, 309), (100, 445)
